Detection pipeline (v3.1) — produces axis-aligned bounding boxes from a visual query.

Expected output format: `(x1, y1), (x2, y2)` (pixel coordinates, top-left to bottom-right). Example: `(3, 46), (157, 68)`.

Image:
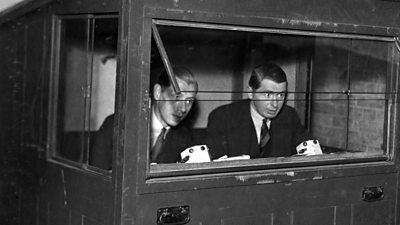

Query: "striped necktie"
(151, 127), (166, 162)
(259, 119), (270, 151)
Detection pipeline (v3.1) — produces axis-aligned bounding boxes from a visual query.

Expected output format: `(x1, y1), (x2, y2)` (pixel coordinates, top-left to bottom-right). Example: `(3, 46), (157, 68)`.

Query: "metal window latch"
(361, 186), (384, 202)
(157, 205), (190, 225)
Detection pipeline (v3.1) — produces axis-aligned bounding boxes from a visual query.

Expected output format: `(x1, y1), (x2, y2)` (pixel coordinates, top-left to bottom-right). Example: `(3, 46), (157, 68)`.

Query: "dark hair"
(154, 66), (198, 91)
(248, 63), (287, 90)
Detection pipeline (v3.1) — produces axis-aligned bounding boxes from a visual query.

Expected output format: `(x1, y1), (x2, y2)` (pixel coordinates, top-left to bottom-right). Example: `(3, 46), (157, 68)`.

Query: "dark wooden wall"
(0, 4), (48, 225)
(0, 0), (119, 223)
(1, 0), (400, 225)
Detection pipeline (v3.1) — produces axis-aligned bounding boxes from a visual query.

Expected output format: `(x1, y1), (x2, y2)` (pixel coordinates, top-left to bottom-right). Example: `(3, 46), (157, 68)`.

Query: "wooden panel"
(352, 201), (394, 225)
(142, 0), (400, 37)
(135, 173), (397, 224)
(222, 214), (272, 225)
(272, 211), (292, 225)
(52, 0), (119, 14)
(293, 207), (335, 225)
(39, 165), (114, 225)
(335, 205), (352, 225)
(49, 203), (70, 225)
(70, 211), (83, 225)
(143, 0), (400, 34)
(83, 216), (106, 225)
(0, 16), (32, 225)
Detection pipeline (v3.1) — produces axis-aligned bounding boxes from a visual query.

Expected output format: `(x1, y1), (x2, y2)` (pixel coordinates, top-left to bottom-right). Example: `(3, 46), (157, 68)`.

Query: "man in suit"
(206, 63), (310, 159)
(89, 67), (198, 170)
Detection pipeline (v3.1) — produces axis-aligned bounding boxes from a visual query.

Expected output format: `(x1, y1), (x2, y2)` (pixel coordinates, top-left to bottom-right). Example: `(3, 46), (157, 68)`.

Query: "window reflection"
(56, 18), (89, 162)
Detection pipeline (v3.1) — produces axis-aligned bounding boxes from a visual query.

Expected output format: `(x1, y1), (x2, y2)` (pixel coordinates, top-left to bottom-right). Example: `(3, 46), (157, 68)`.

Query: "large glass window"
(50, 15), (118, 171)
(148, 20), (397, 176)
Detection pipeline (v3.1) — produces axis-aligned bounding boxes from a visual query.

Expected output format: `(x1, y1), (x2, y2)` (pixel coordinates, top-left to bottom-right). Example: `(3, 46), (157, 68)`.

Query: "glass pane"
(55, 18), (89, 162)
(147, 23), (393, 173)
(87, 18), (118, 170)
(348, 40), (388, 153)
(89, 18), (118, 132)
(53, 16), (118, 169)
(310, 38), (350, 151)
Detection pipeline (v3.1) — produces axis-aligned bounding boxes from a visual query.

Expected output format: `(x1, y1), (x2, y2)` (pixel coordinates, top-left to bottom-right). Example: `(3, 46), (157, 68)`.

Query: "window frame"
(47, 13), (118, 176)
(136, 8), (400, 194)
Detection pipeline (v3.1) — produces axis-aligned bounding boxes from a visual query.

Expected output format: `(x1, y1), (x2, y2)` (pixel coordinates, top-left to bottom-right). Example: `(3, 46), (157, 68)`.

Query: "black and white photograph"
(1, 0), (400, 224)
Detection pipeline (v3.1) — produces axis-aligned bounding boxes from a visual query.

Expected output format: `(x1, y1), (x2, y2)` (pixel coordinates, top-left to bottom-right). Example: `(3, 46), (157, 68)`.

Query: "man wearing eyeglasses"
(206, 63), (310, 159)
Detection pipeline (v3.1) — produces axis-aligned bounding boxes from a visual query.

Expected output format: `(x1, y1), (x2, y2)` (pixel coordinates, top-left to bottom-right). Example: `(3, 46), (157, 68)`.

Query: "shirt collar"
(151, 109), (163, 131)
(151, 108), (169, 131)
(151, 109), (170, 146)
(250, 102), (271, 143)
(250, 102), (266, 123)
(250, 102), (271, 128)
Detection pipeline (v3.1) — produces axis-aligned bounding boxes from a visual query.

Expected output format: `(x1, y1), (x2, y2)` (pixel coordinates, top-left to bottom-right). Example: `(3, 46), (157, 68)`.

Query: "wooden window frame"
(47, 13), (118, 177)
(136, 8), (400, 194)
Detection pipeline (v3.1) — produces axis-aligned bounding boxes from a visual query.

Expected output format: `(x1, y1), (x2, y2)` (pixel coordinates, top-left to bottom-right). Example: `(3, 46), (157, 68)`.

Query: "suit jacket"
(89, 114), (194, 170)
(206, 100), (310, 159)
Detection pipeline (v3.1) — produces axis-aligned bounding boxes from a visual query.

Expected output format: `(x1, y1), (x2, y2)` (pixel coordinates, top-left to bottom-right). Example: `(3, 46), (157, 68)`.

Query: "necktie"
(151, 127), (166, 162)
(259, 119), (270, 151)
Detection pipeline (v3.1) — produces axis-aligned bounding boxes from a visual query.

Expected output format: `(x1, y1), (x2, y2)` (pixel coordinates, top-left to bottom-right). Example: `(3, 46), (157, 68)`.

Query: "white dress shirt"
(151, 109), (170, 147)
(250, 104), (271, 144)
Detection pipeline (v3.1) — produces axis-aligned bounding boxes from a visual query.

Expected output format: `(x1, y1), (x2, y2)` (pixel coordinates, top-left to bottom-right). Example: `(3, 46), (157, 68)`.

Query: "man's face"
(154, 78), (197, 127)
(249, 78), (287, 119)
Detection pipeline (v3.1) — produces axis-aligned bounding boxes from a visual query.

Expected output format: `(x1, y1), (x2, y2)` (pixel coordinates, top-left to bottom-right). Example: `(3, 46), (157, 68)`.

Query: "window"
(49, 14), (118, 170)
(148, 20), (397, 176)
